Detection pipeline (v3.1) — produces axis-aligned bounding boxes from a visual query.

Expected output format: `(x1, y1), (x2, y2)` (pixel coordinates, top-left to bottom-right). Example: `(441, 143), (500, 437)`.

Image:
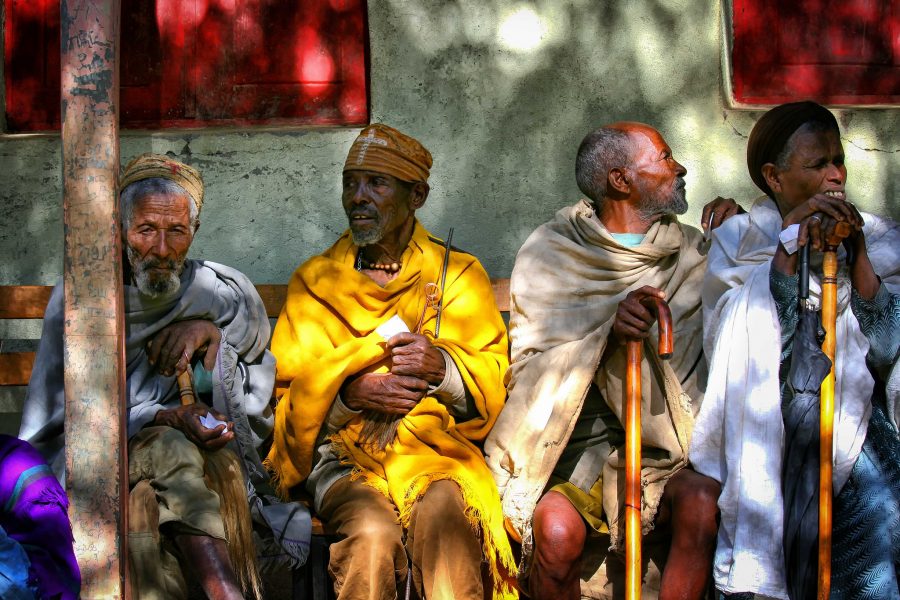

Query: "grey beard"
(637, 184), (687, 221)
(350, 226), (384, 247)
(127, 245), (184, 298)
(348, 206), (395, 247)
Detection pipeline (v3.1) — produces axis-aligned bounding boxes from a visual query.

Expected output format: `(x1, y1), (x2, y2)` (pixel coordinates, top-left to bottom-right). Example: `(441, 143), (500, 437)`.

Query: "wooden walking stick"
(176, 370), (264, 600)
(817, 221), (852, 600)
(625, 298), (674, 600)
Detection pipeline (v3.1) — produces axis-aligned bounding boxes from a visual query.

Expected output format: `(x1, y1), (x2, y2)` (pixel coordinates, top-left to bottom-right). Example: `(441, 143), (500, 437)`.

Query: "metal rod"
(799, 243), (810, 301)
(433, 227), (453, 338)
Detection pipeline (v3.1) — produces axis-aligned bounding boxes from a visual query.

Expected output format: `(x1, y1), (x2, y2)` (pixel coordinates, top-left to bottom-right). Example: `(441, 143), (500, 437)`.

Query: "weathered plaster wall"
(1, 0), (898, 287)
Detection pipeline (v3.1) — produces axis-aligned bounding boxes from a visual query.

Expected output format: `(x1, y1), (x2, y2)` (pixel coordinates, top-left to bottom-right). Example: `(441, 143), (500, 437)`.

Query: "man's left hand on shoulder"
(147, 319), (221, 377)
(386, 332), (446, 386)
(701, 196), (745, 233)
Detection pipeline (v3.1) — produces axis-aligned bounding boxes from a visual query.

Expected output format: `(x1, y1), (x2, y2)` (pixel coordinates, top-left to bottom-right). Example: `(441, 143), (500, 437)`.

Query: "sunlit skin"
(339, 170), (446, 415)
(530, 123), (723, 600)
(597, 122), (687, 234)
(765, 125), (878, 299)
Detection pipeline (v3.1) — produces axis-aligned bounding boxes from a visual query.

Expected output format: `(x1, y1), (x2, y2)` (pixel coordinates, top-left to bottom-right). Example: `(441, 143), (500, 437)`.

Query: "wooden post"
(60, 0), (126, 597)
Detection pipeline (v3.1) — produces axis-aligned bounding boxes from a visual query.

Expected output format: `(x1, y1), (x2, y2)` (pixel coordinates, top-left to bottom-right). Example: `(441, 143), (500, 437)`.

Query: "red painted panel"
(733, 0), (900, 105)
(4, 0), (60, 131)
(5, 0), (369, 131)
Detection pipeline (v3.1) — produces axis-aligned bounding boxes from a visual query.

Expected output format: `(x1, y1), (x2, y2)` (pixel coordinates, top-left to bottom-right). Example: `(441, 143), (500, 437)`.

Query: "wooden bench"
(0, 280), (512, 599)
(0, 280), (511, 390)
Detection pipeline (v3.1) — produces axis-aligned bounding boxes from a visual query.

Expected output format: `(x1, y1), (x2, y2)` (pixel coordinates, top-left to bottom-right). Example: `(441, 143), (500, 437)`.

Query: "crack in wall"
(846, 139), (900, 154)
(722, 112), (748, 139)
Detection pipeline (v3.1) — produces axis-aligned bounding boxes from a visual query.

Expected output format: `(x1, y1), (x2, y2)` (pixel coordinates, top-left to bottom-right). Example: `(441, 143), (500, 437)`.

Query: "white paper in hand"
(375, 314), (411, 341)
(199, 412), (229, 435)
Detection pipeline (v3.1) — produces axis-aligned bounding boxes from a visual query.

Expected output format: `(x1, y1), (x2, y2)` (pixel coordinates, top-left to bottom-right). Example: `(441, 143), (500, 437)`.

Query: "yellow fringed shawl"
(266, 222), (517, 598)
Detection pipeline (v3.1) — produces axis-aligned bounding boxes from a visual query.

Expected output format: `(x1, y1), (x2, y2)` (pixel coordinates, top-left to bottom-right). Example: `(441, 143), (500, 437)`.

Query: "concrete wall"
(1, 1), (897, 287)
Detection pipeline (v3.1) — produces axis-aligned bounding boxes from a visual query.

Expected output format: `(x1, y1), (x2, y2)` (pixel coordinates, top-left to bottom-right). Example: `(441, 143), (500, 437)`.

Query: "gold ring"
(183, 350), (191, 362)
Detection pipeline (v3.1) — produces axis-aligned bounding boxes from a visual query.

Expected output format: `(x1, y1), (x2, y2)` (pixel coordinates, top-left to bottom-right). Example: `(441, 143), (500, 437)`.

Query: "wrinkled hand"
(342, 372), (428, 416)
(701, 196), (745, 233)
(782, 194), (863, 252)
(612, 286), (666, 342)
(386, 332), (446, 385)
(147, 319), (221, 377)
(153, 403), (234, 451)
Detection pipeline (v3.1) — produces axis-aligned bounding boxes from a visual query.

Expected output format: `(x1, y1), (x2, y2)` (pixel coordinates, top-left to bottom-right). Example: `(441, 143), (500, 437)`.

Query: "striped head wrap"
(343, 124), (432, 183)
(120, 153), (205, 213)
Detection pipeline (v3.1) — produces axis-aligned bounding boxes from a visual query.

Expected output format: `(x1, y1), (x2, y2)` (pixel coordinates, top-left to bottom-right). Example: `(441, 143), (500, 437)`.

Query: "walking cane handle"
(824, 221), (852, 251)
(639, 297), (674, 359)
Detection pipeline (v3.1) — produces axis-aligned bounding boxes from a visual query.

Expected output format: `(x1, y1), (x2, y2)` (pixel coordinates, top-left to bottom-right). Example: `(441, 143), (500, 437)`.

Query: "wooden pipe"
(177, 370), (196, 406)
(624, 297), (674, 600)
(817, 220), (851, 600)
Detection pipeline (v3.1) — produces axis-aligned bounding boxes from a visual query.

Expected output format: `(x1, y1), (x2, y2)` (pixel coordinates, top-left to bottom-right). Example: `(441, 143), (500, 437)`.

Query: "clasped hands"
(780, 193), (864, 254)
(342, 333), (446, 416)
(147, 319), (233, 450)
(774, 194), (878, 299)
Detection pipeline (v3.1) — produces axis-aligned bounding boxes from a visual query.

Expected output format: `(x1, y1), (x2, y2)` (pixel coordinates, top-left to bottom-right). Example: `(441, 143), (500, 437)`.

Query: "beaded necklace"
(355, 247), (401, 273)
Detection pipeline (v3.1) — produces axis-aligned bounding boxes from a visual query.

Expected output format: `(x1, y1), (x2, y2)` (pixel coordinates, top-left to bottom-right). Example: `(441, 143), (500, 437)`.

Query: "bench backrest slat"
(0, 279), (511, 387)
(0, 286), (53, 319)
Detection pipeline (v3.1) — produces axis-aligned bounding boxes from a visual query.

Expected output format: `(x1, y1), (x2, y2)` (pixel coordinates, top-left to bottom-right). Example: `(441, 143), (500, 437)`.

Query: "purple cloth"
(0, 434), (80, 599)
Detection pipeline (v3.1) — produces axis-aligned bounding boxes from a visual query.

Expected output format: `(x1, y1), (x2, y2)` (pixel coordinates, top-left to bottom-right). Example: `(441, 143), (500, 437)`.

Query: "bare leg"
(530, 491), (587, 600)
(655, 468), (720, 600)
(174, 534), (243, 600)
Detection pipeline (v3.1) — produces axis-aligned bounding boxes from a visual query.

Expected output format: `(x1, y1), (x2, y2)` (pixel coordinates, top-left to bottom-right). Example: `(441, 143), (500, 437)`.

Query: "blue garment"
(0, 524), (36, 599)
(831, 400), (900, 600)
(770, 272), (900, 599)
(609, 232), (645, 247)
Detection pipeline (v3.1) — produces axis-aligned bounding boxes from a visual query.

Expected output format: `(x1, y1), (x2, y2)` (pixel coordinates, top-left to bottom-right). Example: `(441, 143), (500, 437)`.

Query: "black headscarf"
(746, 101), (840, 197)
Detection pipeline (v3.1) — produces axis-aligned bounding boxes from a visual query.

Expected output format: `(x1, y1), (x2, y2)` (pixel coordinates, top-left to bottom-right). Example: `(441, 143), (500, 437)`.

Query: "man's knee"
(669, 470), (720, 534)
(532, 492), (587, 568)
(416, 480), (466, 522)
(349, 517), (404, 552)
(130, 426), (206, 485)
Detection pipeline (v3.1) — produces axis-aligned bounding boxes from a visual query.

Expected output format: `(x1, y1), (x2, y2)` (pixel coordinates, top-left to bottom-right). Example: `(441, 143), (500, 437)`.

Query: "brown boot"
(174, 534), (244, 600)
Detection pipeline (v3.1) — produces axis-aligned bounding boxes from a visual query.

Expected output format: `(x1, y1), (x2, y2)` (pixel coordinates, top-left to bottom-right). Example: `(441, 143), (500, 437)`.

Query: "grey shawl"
(20, 259), (311, 567)
(485, 200), (707, 556)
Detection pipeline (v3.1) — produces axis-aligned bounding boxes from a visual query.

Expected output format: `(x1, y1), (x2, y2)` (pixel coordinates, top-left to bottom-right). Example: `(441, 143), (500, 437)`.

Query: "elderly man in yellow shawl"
(266, 124), (517, 600)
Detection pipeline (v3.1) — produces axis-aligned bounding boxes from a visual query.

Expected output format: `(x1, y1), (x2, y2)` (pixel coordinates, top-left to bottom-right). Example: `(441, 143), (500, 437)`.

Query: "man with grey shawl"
(486, 123), (738, 599)
(19, 153), (310, 600)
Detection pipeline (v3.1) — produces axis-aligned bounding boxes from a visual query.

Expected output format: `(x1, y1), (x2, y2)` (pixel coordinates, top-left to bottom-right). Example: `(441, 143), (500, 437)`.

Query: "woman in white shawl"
(691, 101), (900, 599)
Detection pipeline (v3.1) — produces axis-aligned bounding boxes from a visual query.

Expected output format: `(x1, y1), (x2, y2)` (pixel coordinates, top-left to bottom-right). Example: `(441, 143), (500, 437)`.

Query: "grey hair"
(120, 177), (199, 230)
(575, 127), (634, 206)
(774, 120), (839, 171)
